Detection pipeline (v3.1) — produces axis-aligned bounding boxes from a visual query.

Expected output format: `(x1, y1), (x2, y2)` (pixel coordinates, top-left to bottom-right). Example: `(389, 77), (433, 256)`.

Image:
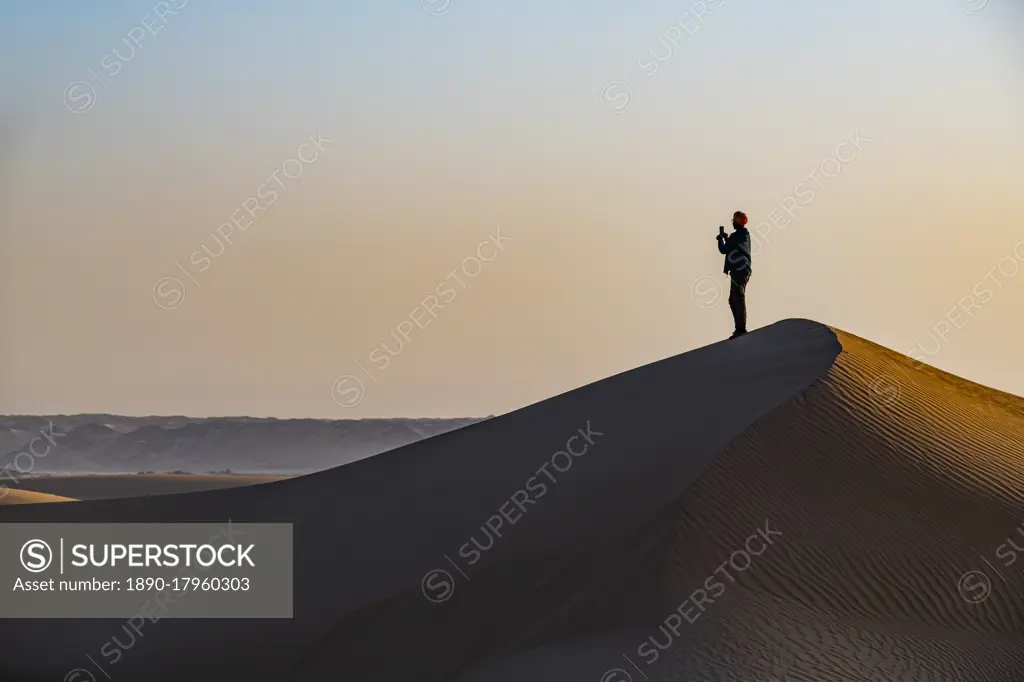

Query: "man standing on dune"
(717, 211), (752, 339)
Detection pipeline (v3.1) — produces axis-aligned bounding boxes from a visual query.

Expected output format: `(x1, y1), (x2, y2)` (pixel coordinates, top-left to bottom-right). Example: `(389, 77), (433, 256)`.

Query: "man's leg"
(728, 273), (749, 334)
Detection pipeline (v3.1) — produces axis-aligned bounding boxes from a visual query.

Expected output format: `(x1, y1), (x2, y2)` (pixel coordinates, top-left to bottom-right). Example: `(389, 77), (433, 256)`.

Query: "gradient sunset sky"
(1, 0), (1022, 418)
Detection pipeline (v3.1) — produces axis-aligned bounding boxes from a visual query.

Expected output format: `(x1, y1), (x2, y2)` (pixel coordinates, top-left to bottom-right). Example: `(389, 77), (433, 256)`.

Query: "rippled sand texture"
(630, 329), (1024, 681)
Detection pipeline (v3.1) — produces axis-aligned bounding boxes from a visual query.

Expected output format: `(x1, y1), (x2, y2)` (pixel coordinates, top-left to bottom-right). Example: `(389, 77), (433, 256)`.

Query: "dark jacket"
(717, 227), (752, 276)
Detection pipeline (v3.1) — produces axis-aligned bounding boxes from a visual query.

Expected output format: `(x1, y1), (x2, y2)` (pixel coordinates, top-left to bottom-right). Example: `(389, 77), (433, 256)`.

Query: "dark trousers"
(728, 271), (750, 333)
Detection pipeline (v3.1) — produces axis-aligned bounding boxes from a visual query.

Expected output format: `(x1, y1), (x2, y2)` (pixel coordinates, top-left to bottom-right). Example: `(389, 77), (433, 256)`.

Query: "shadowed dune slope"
(1, 319), (837, 681)
(4, 319), (1023, 681)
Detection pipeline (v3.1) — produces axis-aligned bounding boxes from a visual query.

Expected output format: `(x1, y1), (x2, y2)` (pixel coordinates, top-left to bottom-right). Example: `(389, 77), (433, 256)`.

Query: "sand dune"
(0, 488), (77, 505)
(7, 473), (289, 501)
(2, 319), (1022, 681)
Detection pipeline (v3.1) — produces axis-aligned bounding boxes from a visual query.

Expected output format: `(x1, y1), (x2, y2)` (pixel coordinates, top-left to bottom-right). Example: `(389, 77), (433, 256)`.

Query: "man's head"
(732, 211), (748, 230)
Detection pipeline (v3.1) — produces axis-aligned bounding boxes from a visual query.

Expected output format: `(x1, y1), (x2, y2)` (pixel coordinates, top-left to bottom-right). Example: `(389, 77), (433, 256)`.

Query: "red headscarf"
(733, 211), (748, 226)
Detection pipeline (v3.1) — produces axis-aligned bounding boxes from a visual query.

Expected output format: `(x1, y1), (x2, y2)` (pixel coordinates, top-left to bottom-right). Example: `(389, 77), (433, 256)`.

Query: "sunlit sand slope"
(0, 489), (77, 505)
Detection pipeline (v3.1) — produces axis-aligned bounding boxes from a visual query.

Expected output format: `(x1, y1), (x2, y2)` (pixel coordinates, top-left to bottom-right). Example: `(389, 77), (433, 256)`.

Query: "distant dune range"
(2, 319), (1022, 681)
(0, 415), (481, 476)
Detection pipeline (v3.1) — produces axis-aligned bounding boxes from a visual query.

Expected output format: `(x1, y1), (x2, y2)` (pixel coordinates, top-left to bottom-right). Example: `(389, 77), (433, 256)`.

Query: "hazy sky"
(1, 0), (1022, 418)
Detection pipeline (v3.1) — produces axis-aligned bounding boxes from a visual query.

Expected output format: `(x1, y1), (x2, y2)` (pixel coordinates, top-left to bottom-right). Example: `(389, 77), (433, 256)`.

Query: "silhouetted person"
(717, 211), (752, 339)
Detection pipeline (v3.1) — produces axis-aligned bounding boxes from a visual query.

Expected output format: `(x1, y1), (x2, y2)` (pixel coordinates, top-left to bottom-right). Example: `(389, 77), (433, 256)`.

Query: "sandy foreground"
(1, 319), (1022, 681)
